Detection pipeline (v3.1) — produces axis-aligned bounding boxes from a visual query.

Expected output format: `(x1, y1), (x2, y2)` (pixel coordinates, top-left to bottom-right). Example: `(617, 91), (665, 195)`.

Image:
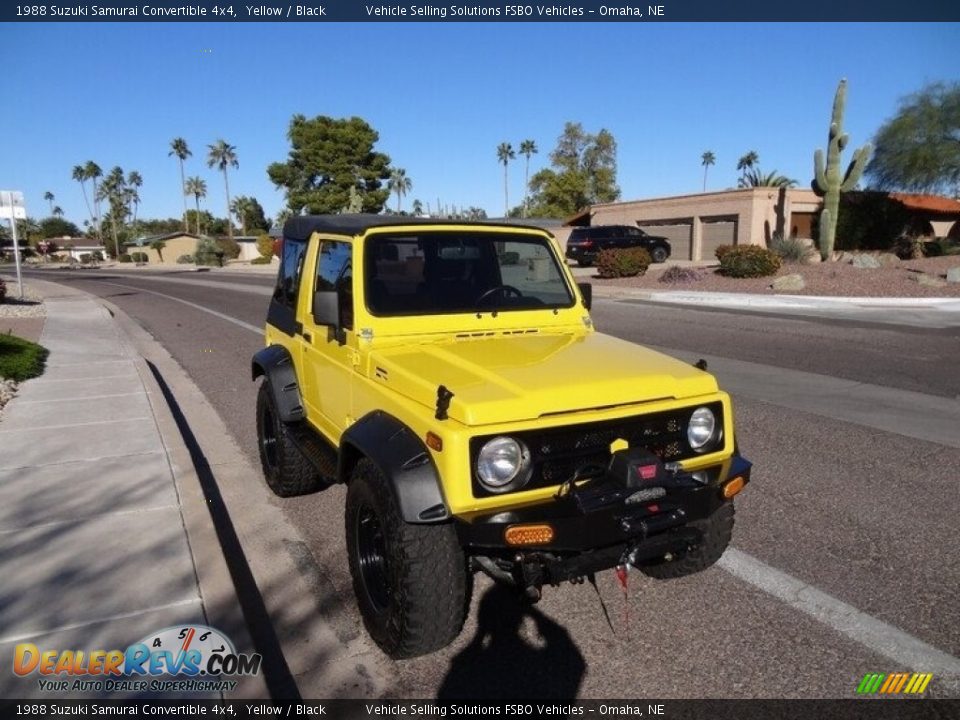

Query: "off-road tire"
(255, 380), (323, 497)
(638, 502), (734, 579)
(346, 458), (468, 658)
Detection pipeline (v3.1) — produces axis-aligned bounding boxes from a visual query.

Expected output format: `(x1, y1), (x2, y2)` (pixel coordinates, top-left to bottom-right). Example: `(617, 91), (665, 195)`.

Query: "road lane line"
(719, 548), (960, 675)
(97, 281), (263, 335)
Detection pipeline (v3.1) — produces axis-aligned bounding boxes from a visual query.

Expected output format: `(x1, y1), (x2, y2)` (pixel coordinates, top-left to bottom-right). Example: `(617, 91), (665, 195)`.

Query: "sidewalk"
(0, 281), (264, 699)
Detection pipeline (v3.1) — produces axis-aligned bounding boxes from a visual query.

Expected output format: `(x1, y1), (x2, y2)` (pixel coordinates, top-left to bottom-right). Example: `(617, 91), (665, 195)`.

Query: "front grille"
(470, 403), (722, 498)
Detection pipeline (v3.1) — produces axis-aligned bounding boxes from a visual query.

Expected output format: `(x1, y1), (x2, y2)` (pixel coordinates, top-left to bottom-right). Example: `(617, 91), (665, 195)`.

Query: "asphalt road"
(22, 267), (960, 700)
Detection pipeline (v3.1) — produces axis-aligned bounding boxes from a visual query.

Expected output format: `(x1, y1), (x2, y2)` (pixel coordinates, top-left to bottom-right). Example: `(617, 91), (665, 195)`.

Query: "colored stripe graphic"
(857, 672), (933, 694)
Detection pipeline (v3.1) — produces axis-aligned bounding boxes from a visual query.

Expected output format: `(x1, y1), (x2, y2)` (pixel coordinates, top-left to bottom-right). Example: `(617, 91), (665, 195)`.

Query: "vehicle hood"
(368, 332), (718, 426)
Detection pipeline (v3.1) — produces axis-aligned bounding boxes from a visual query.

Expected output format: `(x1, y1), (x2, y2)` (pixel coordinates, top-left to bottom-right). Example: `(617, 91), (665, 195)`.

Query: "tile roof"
(889, 193), (960, 214)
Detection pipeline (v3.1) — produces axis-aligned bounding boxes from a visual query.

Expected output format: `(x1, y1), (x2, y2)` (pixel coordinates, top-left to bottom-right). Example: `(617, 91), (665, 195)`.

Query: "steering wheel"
(476, 285), (523, 306)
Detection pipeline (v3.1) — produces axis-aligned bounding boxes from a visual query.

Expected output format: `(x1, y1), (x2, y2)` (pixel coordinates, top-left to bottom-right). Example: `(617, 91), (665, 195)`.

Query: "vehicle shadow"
(436, 583), (585, 700)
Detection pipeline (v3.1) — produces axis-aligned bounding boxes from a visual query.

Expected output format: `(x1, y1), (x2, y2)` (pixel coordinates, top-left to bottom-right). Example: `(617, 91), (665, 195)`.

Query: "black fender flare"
(251, 345), (305, 423)
(340, 411), (449, 524)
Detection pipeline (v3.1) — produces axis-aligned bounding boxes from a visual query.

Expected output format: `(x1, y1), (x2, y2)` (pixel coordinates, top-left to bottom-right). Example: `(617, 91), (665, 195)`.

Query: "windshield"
(364, 232), (574, 316)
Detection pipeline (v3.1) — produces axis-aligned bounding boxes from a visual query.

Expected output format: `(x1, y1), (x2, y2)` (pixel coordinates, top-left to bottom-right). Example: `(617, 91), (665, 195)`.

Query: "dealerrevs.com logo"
(13, 625), (261, 693)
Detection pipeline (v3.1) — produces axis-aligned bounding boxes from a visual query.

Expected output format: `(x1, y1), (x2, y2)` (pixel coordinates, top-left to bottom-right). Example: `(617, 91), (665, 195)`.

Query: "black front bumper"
(455, 454), (750, 581)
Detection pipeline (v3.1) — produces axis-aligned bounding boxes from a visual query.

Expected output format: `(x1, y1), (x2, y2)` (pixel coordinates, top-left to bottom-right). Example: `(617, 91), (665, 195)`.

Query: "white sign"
(0, 190), (26, 220)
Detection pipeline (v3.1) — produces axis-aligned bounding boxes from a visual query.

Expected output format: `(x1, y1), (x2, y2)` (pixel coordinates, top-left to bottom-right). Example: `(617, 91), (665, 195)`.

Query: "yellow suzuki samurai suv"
(253, 215), (751, 658)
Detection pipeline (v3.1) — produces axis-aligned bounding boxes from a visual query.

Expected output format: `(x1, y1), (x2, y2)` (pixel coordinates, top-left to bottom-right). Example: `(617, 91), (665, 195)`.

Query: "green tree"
(387, 168), (412, 212)
(412, 198), (424, 216)
(701, 151), (716, 191)
(39, 216), (80, 238)
(230, 195), (269, 234)
(44, 191), (55, 214)
(184, 176), (207, 234)
(866, 82), (960, 196)
(169, 138), (192, 232)
(496, 142), (515, 217)
(207, 139), (238, 241)
(268, 114), (392, 214)
(52, 206), (64, 218)
(519, 139), (538, 217)
(526, 122), (620, 217)
(230, 196), (253, 235)
(150, 239), (167, 262)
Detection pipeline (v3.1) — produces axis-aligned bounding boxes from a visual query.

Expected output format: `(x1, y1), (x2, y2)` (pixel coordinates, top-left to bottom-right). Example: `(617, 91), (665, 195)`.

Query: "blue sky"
(2, 22), (958, 227)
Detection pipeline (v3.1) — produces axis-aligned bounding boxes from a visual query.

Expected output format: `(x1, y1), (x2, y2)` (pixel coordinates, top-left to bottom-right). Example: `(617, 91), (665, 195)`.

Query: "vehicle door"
(299, 238), (357, 440)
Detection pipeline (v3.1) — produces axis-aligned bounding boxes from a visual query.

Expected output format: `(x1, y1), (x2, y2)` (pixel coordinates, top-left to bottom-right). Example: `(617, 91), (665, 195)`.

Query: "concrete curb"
(15, 276), (393, 699)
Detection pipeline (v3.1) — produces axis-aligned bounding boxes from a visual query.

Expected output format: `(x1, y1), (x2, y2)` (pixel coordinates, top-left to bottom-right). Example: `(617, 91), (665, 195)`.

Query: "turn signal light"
(425, 432), (443, 452)
(504, 523), (555, 546)
(722, 476), (745, 499)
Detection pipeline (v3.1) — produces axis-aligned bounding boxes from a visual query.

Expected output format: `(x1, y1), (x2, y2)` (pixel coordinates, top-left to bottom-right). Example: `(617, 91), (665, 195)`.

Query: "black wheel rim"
(259, 400), (279, 470)
(356, 503), (390, 612)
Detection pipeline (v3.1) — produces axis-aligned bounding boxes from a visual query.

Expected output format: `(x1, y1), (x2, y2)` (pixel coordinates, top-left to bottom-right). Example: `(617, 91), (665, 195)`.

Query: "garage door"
(638, 223), (692, 261)
(701, 219), (737, 260)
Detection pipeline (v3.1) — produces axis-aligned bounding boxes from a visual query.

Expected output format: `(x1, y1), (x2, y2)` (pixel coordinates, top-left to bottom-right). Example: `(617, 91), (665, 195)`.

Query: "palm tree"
(169, 138), (192, 232)
(737, 168), (797, 188)
(150, 239), (167, 263)
(84, 161), (103, 241)
(230, 195), (253, 235)
(184, 176), (207, 235)
(53, 206), (64, 218)
(206, 139), (238, 241)
(497, 142), (515, 217)
(72, 165), (94, 230)
(387, 168), (412, 213)
(736, 151), (759, 178)
(44, 191), (55, 214)
(519, 140), (537, 217)
(97, 166), (125, 259)
(701, 151), (716, 192)
(412, 199), (424, 216)
(126, 170), (143, 241)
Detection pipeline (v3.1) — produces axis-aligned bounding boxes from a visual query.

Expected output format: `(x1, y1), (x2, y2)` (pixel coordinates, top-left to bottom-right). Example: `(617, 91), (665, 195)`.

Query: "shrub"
(769, 233), (814, 264)
(119, 253), (132, 263)
(256, 234), (275, 259)
(79, 253), (92, 264)
(595, 247), (651, 278)
(250, 255), (273, 265)
(718, 245), (782, 278)
(0, 277), (6, 303)
(194, 237), (223, 266)
(176, 254), (195, 264)
(216, 236), (241, 260)
(714, 245), (735, 262)
(91, 250), (104, 262)
(130, 252), (149, 263)
(658, 266), (703, 284)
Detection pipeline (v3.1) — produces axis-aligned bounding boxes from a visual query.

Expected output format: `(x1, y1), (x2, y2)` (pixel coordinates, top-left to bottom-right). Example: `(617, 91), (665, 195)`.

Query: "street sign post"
(0, 190), (26, 300)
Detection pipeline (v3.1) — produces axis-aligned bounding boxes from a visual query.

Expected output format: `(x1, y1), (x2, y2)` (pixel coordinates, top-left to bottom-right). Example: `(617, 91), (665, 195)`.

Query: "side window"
(273, 237), (307, 307)
(316, 241), (353, 330)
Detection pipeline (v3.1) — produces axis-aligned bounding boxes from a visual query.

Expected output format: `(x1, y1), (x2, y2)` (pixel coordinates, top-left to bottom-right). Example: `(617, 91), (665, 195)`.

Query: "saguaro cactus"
(813, 79), (872, 260)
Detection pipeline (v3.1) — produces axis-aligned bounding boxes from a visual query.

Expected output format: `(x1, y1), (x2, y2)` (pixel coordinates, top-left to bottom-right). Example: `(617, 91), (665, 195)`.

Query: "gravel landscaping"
(591, 255), (960, 298)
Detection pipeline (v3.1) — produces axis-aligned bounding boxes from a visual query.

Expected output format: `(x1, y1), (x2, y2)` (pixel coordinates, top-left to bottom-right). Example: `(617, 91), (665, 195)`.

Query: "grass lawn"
(0, 333), (49, 382)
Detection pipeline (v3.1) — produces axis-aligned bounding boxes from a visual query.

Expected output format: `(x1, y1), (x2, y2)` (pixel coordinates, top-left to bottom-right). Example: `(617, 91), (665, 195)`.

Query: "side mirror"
(312, 290), (341, 341)
(577, 282), (592, 311)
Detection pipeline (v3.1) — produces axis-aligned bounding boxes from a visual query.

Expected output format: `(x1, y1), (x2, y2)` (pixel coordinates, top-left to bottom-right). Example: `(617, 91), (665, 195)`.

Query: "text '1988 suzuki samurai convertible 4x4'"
(253, 216), (751, 658)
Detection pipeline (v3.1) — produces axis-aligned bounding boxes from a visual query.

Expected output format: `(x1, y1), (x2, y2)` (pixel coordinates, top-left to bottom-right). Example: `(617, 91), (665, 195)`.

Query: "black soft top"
(282, 214), (548, 242)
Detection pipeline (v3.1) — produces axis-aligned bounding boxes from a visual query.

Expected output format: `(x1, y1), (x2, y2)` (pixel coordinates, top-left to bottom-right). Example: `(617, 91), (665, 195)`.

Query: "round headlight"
(477, 436), (530, 491)
(687, 407), (718, 451)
